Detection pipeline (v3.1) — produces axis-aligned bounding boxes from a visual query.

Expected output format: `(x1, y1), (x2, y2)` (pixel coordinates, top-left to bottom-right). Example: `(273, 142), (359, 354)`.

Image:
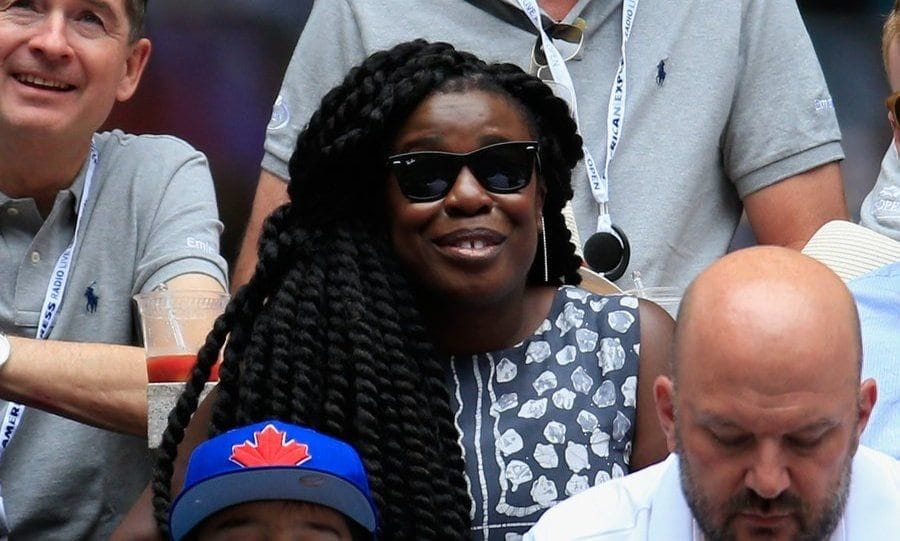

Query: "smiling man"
(526, 247), (900, 541)
(0, 0), (226, 538)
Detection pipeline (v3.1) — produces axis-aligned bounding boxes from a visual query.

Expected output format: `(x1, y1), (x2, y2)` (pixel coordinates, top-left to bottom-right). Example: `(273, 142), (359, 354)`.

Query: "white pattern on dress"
(607, 310), (635, 333)
(472, 355), (490, 530)
(576, 410), (599, 434)
(497, 429), (524, 456)
(505, 460), (533, 492)
(449, 357), (475, 519)
(551, 388), (576, 410)
(595, 470), (611, 485)
(565, 441), (590, 473)
(571, 366), (594, 394)
(518, 398), (548, 419)
(592, 379), (617, 408)
(621, 376), (637, 407)
(534, 443), (559, 469)
(493, 393), (518, 414)
(589, 297), (609, 312)
(598, 337), (626, 375)
(613, 410), (632, 442)
(575, 327), (600, 352)
(590, 429), (611, 458)
(543, 421), (566, 444)
(565, 288), (591, 301)
(532, 370), (558, 396)
(566, 474), (590, 496)
(555, 344), (577, 365)
(496, 358), (518, 383)
(525, 341), (551, 364)
(530, 475), (558, 507)
(555, 302), (585, 336)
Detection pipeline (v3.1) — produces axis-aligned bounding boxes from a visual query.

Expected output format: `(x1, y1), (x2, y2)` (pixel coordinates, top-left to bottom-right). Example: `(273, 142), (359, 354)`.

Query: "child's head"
(169, 421), (377, 541)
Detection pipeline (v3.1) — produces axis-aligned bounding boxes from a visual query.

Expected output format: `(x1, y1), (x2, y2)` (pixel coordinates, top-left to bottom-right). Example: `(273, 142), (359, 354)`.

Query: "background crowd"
(104, 1), (897, 264)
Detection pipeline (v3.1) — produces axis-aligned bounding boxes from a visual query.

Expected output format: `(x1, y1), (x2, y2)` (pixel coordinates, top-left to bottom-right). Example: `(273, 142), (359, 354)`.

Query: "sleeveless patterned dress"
(447, 286), (642, 540)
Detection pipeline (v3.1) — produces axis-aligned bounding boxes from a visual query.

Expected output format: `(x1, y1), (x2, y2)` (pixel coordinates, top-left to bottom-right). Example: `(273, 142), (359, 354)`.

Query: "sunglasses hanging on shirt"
(517, 0), (637, 281)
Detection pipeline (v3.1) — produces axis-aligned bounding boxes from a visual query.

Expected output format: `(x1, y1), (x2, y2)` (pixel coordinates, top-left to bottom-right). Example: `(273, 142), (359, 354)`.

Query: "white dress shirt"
(525, 447), (900, 540)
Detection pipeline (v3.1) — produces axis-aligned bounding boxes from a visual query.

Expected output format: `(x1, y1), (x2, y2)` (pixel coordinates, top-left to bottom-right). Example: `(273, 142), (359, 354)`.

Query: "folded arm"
(0, 273), (223, 436)
(744, 163), (848, 250)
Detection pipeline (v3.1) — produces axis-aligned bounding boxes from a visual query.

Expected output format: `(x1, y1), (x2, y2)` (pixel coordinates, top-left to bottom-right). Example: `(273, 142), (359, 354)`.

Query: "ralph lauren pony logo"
(84, 281), (99, 313)
(656, 58), (667, 87)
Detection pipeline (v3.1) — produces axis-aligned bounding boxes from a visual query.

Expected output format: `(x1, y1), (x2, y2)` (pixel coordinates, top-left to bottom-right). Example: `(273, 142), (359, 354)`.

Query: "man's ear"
(116, 38), (152, 102)
(654, 375), (677, 452)
(856, 378), (878, 441)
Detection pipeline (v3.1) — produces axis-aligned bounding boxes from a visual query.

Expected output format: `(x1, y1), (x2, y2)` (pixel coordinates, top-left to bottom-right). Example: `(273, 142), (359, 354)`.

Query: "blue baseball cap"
(169, 420), (378, 540)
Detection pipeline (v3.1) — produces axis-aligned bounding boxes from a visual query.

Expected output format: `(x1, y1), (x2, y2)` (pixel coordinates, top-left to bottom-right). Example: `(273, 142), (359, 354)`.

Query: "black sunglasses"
(387, 141), (540, 202)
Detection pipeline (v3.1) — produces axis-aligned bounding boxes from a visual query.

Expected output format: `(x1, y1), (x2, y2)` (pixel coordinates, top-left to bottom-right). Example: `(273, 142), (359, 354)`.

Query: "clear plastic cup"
(133, 289), (229, 383)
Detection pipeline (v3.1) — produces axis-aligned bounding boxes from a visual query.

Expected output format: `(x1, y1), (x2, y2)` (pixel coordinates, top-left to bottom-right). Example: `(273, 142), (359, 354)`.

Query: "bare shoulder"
(637, 299), (674, 375)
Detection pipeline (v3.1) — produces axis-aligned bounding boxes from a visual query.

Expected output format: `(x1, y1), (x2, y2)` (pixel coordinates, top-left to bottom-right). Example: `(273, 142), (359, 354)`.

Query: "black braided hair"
(153, 39), (583, 540)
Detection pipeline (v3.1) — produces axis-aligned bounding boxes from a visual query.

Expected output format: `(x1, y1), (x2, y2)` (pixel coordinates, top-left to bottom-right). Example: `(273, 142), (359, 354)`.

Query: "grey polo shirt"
(263, 0), (843, 290)
(0, 130), (227, 540)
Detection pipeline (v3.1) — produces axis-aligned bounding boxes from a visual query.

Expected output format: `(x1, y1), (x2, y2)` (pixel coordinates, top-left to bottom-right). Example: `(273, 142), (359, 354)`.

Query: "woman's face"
(385, 89), (544, 304)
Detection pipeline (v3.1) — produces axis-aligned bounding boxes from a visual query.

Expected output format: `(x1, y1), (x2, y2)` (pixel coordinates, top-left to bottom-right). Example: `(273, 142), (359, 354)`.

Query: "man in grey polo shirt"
(233, 0), (848, 293)
(0, 0), (227, 538)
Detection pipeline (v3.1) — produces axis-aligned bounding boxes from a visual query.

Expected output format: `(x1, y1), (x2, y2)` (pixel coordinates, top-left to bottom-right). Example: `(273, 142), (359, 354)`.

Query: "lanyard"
(0, 141), (98, 457)
(515, 0), (639, 235)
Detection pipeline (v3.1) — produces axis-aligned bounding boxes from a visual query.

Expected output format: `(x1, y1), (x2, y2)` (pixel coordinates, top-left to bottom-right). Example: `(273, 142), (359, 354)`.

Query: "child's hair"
(152, 39), (583, 540)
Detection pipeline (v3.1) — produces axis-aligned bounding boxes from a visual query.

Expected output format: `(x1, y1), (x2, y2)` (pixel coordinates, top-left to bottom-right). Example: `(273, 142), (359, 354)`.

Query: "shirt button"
(6, 208), (17, 216)
(31, 251), (41, 264)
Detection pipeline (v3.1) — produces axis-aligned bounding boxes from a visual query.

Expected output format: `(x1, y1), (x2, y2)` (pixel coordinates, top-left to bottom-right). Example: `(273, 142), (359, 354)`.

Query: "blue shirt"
(849, 262), (900, 458)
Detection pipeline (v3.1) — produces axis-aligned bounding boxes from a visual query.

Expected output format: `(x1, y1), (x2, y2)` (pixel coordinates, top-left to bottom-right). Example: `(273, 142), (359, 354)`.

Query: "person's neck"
(0, 133), (91, 216)
(419, 284), (558, 355)
(539, 0), (579, 21)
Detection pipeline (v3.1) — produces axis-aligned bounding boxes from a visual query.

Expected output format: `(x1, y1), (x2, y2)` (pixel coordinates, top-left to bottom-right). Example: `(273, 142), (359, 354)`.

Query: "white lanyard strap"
(516, 0), (639, 233)
(0, 141), (98, 459)
(36, 144), (97, 340)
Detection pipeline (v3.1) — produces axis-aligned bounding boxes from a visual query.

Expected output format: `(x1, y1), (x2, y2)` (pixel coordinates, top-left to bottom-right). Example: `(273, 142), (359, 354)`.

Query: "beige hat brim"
(802, 220), (900, 282)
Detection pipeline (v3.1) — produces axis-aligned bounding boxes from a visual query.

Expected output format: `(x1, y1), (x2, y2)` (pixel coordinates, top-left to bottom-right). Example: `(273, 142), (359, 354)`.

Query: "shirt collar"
(66, 151), (91, 215)
(0, 150), (91, 215)
(646, 454), (695, 540)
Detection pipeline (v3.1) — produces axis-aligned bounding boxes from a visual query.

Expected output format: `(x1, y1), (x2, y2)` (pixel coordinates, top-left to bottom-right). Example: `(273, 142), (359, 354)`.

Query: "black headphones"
(583, 224), (630, 282)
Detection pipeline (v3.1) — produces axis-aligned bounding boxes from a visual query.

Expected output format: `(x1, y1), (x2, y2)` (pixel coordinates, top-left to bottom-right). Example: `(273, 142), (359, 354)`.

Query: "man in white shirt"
(527, 246), (899, 541)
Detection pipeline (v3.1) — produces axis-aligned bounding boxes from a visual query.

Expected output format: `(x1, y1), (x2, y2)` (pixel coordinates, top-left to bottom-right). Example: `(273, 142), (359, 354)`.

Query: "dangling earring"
(541, 215), (549, 283)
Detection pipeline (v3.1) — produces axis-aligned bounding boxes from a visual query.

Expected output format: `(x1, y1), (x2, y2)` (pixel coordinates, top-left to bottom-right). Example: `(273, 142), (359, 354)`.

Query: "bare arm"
(0, 273), (223, 436)
(744, 162), (849, 250)
(230, 170), (290, 292)
(630, 299), (674, 470)
(111, 387), (219, 540)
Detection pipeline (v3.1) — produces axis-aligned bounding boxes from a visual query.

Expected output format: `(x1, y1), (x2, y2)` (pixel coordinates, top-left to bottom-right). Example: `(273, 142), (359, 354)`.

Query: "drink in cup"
(133, 289), (229, 382)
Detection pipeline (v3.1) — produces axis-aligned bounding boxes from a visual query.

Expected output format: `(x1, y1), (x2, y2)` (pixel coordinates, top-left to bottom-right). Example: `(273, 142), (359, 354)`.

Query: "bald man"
(526, 247), (900, 541)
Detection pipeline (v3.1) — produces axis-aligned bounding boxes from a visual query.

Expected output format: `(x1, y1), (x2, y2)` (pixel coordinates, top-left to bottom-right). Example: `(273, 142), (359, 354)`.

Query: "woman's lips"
(432, 228), (506, 262)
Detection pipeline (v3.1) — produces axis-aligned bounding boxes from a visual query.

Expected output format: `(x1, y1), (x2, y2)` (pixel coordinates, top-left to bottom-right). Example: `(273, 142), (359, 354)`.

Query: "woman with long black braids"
(118, 39), (673, 540)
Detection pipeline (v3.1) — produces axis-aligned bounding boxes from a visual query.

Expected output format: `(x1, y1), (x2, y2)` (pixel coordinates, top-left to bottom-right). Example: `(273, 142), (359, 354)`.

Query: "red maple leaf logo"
(229, 424), (312, 468)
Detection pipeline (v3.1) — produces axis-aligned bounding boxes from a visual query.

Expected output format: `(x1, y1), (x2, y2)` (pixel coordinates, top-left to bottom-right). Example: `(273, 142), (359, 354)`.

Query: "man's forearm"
(0, 336), (148, 436)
